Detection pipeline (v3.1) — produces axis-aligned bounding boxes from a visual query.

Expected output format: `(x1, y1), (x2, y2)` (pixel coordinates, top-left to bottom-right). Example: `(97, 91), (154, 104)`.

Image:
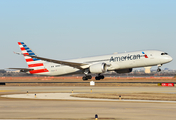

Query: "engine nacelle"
(114, 68), (132, 73)
(89, 63), (107, 74)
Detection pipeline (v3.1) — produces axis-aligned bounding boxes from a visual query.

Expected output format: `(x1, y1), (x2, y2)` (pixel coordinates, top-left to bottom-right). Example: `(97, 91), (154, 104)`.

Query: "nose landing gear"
(157, 68), (161, 72)
(157, 64), (162, 72)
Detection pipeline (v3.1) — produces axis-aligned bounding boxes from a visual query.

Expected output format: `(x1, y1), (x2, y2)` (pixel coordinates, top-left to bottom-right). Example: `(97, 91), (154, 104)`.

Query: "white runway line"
(1, 93), (176, 103)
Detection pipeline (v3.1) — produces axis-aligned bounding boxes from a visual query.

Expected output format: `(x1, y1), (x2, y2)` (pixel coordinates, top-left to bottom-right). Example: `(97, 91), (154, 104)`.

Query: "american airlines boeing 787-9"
(9, 42), (173, 80)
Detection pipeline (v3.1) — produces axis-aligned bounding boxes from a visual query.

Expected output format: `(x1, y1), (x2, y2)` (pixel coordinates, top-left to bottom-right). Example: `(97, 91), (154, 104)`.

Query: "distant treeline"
(0, 70), (6, 73)
(0, 69), (175, 77)
(0, 70), (33, 76)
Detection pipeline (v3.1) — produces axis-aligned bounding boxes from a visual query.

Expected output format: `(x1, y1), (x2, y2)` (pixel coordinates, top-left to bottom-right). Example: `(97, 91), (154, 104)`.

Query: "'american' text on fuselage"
(110, 54), (141, 62)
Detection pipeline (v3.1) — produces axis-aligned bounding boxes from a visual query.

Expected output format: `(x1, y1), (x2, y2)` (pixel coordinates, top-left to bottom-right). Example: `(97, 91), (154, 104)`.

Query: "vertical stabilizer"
(18, 42), (49, 74)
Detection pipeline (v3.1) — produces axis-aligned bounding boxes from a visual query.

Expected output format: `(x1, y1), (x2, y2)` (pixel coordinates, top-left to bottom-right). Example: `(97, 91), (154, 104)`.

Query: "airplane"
(9, 42), (173, 80)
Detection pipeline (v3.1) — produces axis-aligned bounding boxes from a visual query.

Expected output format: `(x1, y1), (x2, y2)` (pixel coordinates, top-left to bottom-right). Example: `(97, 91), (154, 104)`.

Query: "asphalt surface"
(1, 86), (176, 94)
(0, 86), (176, 120)
(2, 93), (176, 103)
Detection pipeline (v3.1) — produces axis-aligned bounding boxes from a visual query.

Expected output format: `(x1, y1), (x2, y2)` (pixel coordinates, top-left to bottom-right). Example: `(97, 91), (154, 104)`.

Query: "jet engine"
(114, 68), (132, 73)
(89, 63), (107, 74)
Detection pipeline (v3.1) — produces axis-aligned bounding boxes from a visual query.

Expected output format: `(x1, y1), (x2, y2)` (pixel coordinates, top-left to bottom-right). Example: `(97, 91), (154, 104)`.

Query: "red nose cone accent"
(145, 54), (148, 58)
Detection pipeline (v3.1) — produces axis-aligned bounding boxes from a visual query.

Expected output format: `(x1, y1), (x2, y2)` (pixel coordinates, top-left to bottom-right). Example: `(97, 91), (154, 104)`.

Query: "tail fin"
(18, 42), (49, 74)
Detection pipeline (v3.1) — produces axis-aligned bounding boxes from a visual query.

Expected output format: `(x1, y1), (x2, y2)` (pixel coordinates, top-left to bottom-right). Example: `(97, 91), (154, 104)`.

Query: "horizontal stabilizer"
(8, 68), (34, 72)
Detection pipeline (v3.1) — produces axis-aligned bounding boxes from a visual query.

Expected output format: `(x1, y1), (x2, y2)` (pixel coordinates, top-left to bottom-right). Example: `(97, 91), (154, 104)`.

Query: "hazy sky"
(0, 0), (176, 70)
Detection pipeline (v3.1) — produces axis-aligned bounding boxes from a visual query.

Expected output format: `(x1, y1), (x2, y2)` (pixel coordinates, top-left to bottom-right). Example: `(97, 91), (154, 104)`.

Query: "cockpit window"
(161, 53), (168, 55)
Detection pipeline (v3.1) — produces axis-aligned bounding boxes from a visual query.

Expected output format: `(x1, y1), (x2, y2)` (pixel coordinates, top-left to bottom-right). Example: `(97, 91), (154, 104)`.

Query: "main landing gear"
(82, 74), (105, 80)
(82, 75), (92, 80)
(82, 69), (92, 80)
(95, 74), (105, 80)
(82, 69), (105, 80)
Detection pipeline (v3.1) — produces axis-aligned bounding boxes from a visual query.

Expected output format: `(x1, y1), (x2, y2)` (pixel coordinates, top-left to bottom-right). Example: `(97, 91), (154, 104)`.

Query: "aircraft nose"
(160, 55), (173, 64)
(165, 56), (173, 62)
(168, 56), (173, 62)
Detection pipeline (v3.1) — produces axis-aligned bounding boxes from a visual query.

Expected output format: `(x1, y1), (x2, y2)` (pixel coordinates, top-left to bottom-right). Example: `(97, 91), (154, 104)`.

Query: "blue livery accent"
(23, 45), (27, 47)
(20, 42), (41, 61)
(27, 50), (32, 53)
(33, 58), (40, 61)
(25, 47), (30, 50)
(29, 53), (35, 55)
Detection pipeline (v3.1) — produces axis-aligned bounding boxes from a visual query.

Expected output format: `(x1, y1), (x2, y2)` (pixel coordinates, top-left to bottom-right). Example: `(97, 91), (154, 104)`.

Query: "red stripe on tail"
(28, 63), (44, 67)
(23, 53), (29, 56)
(26, 58), (34, 62)
(18, 42), (22, 45)
(29, 69), (49, 74)
(20, 47), (26, 51)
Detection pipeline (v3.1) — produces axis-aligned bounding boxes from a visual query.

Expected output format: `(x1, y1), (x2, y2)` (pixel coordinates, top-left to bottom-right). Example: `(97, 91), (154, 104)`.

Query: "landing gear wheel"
(95, 75), (105, 80)
(82, 75), (92, 80)
(82, 76), (88, 80)
(157, 68), (161, 72)
(95, 76), (100, 80)
(87, 75), (92, 79)
(99, 75), (104, 79)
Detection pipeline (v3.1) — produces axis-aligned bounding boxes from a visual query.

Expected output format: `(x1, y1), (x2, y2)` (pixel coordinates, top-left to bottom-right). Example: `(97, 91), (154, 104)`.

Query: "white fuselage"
(33, 50), (172, 76)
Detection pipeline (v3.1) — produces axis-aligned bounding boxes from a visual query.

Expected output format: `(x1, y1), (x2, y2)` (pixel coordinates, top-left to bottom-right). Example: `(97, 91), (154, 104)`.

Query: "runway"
(2, 81), (175, 83)
(2, 93), (176, 103)
(0, 86), (176, 120)
(1, 86), (176, 94)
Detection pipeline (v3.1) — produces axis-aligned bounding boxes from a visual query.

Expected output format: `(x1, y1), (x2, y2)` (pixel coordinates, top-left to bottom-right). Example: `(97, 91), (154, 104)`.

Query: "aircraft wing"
(24, 54), (88, 70)
(8, 68), (34, 72)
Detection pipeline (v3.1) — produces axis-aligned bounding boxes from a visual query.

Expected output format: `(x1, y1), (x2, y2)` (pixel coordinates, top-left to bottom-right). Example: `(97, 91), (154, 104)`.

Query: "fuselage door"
(149, 54), (154, 59)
